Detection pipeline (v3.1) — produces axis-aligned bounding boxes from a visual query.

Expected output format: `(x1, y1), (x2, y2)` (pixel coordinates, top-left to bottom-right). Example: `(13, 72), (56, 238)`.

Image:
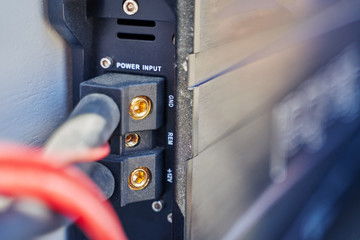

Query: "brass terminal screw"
(129, 96), (152, 120)
(128, 167), (151, 190)
(125, 133), (140, 148)
(123, 0), (139, 15)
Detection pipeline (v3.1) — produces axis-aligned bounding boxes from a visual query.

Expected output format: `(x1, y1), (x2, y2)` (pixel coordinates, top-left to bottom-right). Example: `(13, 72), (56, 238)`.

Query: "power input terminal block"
(80, 73), (165, 206)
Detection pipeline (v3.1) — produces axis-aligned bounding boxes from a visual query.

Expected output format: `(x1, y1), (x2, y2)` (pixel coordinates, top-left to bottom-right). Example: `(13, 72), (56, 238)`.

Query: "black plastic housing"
(120, 148), (164, 206)
(80, 73), (165, 135)
(48, 0), (177, 238)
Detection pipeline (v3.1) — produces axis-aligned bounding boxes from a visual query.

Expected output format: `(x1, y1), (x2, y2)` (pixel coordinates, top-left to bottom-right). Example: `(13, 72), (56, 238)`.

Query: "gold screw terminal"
(125, 133), (140, 148)
(123, 0), (139, 15)
(129, 96), (152, 120)
(128, 167), (151, 190)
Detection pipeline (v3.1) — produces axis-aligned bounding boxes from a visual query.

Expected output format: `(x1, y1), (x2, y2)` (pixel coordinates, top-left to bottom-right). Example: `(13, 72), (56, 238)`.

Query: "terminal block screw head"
(125, 133), (140, 148)
(123, 0), (139, 15)
(129, 96), (152, 120)
(128, 167), (151, 190)
(100, 57), (113, 69)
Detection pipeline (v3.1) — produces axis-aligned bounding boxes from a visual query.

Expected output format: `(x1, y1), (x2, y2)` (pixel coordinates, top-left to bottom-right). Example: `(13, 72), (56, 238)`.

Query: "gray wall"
(0, 1), (69, 239)
(0, 0), (69, 146)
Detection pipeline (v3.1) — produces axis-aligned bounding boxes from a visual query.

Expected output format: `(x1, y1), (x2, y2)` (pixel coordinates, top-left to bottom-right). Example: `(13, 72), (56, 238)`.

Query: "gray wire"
(45, 93), (120, 152)
(0, 93), (120, 240)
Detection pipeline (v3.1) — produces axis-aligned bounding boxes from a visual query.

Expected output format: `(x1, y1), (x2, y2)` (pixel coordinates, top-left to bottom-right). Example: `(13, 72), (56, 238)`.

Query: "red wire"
(0, 142), (111, 166)
(48, 144), (112, 165)
(0, 142), (128, 240)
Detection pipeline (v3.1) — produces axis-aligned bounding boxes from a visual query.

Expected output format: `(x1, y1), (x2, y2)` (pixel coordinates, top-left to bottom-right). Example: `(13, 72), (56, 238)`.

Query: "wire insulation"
(0, 142), (127, 240)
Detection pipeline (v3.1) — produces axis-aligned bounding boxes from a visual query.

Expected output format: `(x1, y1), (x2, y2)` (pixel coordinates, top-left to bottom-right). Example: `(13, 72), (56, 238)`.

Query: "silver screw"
(167, 213), (172, 223)
(152, 200), (164, 212)
(100, 57), (113, 69)
(123, 0), (139, 15)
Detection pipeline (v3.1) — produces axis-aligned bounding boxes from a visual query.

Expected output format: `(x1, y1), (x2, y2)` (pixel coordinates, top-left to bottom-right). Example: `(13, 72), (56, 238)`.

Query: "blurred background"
(0, 1), (69, 239)
(0, 0), (69, 146)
